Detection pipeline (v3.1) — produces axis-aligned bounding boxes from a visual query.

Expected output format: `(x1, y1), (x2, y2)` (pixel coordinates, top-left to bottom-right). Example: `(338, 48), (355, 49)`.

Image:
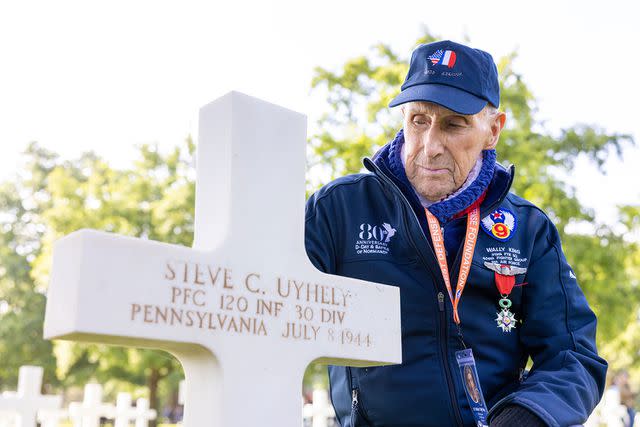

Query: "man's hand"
(490, 405), (546, 427)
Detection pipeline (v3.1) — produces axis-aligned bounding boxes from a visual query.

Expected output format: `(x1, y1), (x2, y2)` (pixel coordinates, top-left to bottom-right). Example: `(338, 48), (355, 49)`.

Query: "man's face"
(402, 101), (505, 202)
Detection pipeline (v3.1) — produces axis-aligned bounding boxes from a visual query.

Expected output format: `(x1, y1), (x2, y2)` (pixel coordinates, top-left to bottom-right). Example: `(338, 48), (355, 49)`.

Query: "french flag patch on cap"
(428, 49), (457, 68)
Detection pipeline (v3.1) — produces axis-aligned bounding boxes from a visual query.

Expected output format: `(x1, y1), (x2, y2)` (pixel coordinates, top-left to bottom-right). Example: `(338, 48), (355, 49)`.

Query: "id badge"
(455, 348), (489, 427)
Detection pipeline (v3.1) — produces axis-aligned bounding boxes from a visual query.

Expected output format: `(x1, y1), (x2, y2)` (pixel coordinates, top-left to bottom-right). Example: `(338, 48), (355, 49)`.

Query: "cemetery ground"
(0, 364), (339, 426)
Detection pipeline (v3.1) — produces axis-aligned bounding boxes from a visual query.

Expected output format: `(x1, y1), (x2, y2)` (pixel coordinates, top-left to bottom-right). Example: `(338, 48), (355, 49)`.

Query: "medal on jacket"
(484, 262), (526, 332)
(425, 206), (480, 325)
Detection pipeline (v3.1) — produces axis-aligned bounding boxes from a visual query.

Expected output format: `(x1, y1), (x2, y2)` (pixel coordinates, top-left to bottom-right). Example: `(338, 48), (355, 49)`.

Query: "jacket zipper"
(351, 388), (359, 427)
(398, 190), (465, 427)
(365, 160), (465, 427)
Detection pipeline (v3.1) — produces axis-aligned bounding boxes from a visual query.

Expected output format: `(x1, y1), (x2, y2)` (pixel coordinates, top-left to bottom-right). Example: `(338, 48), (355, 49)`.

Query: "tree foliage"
(39, 139), (196, 424)
(0, 140), (196, 423)
(0, 144), (59, 389)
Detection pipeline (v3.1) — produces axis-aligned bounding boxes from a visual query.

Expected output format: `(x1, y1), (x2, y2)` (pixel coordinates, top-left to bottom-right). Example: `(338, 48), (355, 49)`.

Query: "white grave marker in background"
(114, 393), (157, 427)
(178, 380), (185, 406)
(133, 398), (156, 427)
(0, 414), (13, 427)
(114, 393), (136, 427)
(311, 389), (335, 427)
(68, 383), (114, 427)
(0, 366), (61, 427)
(37, 408), (68, 427)
(44, 92), (402, 427)
(303, 389), (335, 427)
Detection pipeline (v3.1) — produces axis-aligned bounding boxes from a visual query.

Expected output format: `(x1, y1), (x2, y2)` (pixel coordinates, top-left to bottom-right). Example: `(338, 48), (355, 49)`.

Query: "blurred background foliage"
(0, 29), (638, 418)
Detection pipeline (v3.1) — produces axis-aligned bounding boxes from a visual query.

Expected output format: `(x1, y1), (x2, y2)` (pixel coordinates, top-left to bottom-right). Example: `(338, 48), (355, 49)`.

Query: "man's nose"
(422, 125), (445, 158)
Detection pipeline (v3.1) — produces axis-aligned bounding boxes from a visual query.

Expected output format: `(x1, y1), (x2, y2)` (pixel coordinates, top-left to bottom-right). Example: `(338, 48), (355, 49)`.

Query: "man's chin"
(418, 190), (452, 202)
(416, 182), (457, 202)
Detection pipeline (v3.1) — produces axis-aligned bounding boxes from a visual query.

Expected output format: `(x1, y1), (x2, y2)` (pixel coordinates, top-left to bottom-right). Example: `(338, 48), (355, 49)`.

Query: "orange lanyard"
(425, 206), (480, 324)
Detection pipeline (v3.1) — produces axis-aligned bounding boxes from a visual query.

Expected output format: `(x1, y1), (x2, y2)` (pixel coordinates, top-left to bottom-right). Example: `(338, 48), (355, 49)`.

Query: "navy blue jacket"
(304, 149), (607, 426)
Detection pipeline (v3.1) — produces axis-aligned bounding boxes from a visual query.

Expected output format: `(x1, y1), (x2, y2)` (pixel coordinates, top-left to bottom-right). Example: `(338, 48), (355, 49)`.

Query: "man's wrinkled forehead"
(402, 101), (474, 118)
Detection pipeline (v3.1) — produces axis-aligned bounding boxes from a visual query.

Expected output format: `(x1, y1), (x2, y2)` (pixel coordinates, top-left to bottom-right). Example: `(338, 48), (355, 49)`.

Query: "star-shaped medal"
(495, 308), (517, 332)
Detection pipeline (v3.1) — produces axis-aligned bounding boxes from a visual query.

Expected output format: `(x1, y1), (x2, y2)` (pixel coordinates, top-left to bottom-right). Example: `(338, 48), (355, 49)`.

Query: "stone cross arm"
(44, 228), (400, 366)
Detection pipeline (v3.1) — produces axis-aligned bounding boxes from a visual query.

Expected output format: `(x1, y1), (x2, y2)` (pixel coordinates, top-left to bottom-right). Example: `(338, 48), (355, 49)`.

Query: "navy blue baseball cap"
(389, 40), (500, 114)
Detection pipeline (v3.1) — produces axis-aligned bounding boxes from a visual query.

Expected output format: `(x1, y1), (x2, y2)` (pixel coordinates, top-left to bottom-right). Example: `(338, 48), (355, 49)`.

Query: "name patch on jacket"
(480, 208), (517, 242)
(354, 222), (397, 255)
(481, 246), (528, 269)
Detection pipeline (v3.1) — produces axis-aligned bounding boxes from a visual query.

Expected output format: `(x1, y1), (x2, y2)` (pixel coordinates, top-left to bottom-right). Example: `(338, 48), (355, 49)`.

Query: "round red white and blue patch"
(480, 208), (517, 242)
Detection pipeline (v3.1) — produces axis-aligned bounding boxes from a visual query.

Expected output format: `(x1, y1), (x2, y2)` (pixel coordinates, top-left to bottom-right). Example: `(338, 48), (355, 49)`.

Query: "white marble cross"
(0, 414), (13, 427)
(0, 366), (61, 427)
(114, 393), (136, 427)
(133, 398), (156, 427)
(44, 91), (402, 427)
(114, 393), (157, 427)
(302, 389), (335, 427)
(37, 408), (68, 427)
(68, 383), (114, 427)
(178, 380), (185, 406)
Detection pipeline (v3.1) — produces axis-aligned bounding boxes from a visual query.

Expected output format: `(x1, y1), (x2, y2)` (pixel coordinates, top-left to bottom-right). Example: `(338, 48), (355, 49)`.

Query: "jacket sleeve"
(304, 190), (337, 275)
(488, 210), (608, 427)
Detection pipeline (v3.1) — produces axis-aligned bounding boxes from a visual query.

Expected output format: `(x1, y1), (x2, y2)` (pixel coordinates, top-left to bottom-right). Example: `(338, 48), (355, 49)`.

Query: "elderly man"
(305, 40), (607, 427)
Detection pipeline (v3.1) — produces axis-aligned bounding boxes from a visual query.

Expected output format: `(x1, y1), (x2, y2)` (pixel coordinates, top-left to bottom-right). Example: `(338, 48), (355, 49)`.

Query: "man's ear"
(485, 111), (506, 150)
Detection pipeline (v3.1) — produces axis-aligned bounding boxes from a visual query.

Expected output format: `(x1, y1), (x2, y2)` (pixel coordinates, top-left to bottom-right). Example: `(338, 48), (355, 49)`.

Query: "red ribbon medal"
(483, 262), (525, 332)
(494, 272), (515, 296)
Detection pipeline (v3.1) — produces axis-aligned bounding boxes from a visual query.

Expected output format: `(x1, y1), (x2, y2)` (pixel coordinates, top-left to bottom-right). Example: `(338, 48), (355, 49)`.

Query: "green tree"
(308, 30), (638, 351)
(26, 140), (196, 425)
(600, 205), (640, 391)
(0, 144), (60, 390)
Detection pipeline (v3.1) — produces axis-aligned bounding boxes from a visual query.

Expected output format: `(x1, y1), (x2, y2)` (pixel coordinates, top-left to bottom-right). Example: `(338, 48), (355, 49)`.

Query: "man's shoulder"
(310, 172), (383, 203)
(305, 172), (391, 225)
(505, 192), (550, 220)
(503, 192), (559, 239)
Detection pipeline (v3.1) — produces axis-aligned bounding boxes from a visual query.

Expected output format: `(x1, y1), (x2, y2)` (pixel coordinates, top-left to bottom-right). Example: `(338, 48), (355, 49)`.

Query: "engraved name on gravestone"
(44, 92), (402, 427)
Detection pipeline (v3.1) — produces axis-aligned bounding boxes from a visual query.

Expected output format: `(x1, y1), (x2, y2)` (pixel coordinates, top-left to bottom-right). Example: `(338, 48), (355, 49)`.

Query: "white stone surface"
(114, 393), (135, 427)
(44, 91), (402, 427)
(133, 398), (156, 427)
(178, 380), (185, 406)
(0, 366), (61, 427)
(37, 408), (68, 427)
(0, 414), (15, 427)
(68, 384), (114, 427)
(310, 389), (334, 427)
(114, 393), (156, 427)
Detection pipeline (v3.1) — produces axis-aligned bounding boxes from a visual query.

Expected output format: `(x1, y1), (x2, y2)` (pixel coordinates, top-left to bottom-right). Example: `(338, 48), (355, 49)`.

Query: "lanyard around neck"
(425, 206), (480, 324)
